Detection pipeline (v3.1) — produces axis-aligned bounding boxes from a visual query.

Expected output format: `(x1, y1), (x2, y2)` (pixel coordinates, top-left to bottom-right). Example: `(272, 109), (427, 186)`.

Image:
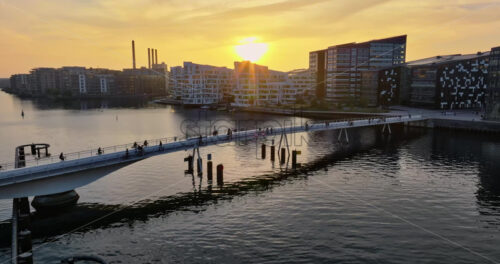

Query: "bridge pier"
(382, 123), (392, 134)
(184, 155), (194, 174)
(12, 197), (33, 264)
(207, 154), (213, 181)
(280, 148), (286, 164)
(216, 164), (224, 186)
(31, 190), (80, 213)
(270, 145), (275, 161)
(337, 128), (349, 144)
(292, 150), (301, 169)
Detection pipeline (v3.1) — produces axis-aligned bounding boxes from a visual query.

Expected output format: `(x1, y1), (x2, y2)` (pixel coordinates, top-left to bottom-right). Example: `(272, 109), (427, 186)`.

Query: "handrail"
(0, 115), (425, 173)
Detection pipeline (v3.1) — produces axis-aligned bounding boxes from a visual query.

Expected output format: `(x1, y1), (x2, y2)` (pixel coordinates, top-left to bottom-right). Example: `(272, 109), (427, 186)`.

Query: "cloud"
(0, 0), (499, 76)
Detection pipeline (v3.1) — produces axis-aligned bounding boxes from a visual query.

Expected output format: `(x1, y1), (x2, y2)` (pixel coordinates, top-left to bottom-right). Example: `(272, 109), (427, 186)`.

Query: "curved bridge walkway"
(0, 115), (426, 198)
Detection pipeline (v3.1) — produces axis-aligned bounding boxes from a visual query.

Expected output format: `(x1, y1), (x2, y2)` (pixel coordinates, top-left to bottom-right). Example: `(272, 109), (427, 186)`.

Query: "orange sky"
(1, 0), (500, 77)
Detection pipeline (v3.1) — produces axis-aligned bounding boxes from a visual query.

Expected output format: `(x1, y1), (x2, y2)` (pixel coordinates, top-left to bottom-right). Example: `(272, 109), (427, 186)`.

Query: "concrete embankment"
(241, 107), (500, 133)
(409, 118), (500, 133)
(239, 107), (386, 119)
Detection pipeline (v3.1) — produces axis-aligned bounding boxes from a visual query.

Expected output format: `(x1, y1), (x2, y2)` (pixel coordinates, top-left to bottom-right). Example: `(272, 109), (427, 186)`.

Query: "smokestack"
(155, 49), (158, 65)
(148, 48), (151, 69)
(132, 40), (136, 69)
(152, 48), (155, 66)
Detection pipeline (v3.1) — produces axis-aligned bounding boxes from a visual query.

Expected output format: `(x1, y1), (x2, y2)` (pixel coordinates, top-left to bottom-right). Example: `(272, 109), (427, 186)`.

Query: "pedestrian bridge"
(0, 115), (426, 199)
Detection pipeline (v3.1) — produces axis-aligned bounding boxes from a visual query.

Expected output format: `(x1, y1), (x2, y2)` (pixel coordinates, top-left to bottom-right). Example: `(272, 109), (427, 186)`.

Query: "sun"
(234, 37), (268, 63)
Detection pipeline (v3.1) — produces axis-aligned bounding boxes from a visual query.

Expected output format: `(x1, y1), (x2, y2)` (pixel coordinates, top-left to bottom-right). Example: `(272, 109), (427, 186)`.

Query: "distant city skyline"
(1, 0), (500, 77)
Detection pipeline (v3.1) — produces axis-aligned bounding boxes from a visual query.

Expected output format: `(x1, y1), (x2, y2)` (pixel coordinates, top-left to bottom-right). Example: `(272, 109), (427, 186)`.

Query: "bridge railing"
(0, 136), (188, 172)
(0, 115), (424, 172)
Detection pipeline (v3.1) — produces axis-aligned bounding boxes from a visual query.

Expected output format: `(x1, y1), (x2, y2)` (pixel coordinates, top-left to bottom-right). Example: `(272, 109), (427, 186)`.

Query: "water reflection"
(0, 127), (426, 247)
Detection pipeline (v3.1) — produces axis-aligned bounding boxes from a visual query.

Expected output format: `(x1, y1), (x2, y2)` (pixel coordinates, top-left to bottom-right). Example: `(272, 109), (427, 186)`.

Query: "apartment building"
(29, 68), (58, 96)
(486, 46), (500, 120)
(9, 74), (30, 96)
(281, 69), (315, 105)
(170, 62), (233, 105)
(9, 66), (167, 98)
(232, 61), (270, 107)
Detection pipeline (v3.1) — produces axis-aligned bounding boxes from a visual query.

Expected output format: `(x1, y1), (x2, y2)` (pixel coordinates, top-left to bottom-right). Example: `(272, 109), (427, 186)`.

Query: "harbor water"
(0, 90), (500, 263)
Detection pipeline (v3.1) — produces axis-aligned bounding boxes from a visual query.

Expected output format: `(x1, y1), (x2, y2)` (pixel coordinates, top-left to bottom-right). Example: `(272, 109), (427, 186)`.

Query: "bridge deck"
(0, 115), (425, 197)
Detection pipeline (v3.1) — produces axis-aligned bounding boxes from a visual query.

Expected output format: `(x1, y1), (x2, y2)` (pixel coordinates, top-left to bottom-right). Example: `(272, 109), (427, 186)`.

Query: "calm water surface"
(0, 90), (499, 263)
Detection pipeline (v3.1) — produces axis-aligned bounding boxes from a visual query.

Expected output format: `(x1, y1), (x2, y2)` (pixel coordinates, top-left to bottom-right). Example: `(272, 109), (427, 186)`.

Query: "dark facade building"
(309, 49), (326, 99)
(0, 78), (10, 89)
(9, 74), (30, 96)
(310, 35), (406, 105)
(118, 67), (167, 96)
(57, 66), (86, 96)
(487, 46), (500, 120)
(29, 68), (58, 96)
(359, 70), (379, 106)
(379, 51), (490, 109)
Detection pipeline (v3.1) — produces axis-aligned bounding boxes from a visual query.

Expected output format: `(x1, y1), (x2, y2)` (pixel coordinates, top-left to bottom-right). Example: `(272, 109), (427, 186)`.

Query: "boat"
(152, 98), (182, 105)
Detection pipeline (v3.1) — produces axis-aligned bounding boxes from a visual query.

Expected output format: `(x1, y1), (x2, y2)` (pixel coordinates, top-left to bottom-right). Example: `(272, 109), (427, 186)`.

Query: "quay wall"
(408, 118), (500, 133)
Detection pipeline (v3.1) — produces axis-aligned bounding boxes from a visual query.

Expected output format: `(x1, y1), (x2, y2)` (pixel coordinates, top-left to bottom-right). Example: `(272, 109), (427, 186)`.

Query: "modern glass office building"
(310, 35), (406, 105)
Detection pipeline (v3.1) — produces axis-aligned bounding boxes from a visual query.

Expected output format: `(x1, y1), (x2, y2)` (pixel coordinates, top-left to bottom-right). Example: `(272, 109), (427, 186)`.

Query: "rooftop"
(328, 35), (407, 49)
(405, 51), (490, 67)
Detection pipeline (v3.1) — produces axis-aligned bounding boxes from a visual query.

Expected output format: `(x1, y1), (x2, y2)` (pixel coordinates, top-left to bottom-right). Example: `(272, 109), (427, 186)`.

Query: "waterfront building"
(170, 62), (233, 105)
(310, 35), (406, 105)
(57, 67), (87, 96)
(84, 68), (119, 96)
(309, 49), (327, 99)
(9, 74), (31, 96)
(29, 68), (58, 96)
(261, 70), (285, 106)
(359, 70), (380, 106)
(9, 66), (167, 98)
(486, 46), (500, 120)
(379, 51), (490, 109)
(232, 61), (270, 107)
(378, 66), (411, 106)
(233, 61), (315, 107)
(0, 78), (10, 90)
(119, 67), (168, 96)
(281, 69), (315, 105)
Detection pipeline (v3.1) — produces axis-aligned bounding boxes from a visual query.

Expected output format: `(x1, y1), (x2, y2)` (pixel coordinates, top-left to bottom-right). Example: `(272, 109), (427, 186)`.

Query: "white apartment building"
(232, 61), (270, 107)
(171, 61), (314, 107)
(280, 69), (315, 105)
(232, 61), (315, 107)
(170, 62), (232, 105)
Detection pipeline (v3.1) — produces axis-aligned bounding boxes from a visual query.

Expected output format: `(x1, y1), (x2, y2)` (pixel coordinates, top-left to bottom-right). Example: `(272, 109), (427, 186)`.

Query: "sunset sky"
(1, 0), (500, 77)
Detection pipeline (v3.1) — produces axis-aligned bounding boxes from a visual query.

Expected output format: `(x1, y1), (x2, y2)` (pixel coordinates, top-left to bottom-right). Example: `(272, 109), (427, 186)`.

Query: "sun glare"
(235, 37), (268, 63)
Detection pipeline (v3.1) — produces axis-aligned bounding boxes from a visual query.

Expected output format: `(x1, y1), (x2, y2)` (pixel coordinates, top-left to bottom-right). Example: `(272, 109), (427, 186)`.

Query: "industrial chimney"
(155, 49), (158, 65)
(132, 40), (136, 69)
(148, 48), (151, 69)
(151, 48), (155, 66)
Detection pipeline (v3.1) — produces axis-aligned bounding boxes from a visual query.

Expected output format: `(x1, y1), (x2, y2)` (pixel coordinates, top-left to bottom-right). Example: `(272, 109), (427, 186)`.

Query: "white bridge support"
(337, 128), (349, 143)
(382, 123), (392, 134)
(0, 115), (426, 199)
